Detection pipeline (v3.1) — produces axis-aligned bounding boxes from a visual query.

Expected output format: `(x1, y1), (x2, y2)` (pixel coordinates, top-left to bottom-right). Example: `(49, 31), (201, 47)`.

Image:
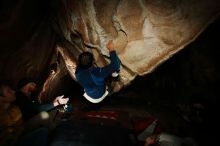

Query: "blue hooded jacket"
(75, 51), (121, 99)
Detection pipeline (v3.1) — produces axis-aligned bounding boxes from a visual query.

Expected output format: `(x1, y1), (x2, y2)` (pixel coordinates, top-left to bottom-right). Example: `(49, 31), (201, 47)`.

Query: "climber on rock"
(75, 40), (121, 103)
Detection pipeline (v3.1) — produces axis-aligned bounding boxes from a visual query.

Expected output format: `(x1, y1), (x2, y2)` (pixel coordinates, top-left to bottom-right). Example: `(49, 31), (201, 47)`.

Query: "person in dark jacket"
(14, 79), (69, 121)
(0, 81), (49, 146)
(75, 40), (121, 103)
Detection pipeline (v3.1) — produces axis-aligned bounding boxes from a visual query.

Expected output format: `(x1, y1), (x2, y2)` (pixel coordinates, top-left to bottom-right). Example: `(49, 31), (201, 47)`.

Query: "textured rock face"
(52, 0), (220, 92)
(0, 0), (220, 99)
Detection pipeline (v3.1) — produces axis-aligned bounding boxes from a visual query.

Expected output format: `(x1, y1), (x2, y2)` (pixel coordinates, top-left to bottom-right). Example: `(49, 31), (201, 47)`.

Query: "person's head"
(0, 81), (16, 103)
(78, 52), (94, 68)
(17, 78), (37, 97)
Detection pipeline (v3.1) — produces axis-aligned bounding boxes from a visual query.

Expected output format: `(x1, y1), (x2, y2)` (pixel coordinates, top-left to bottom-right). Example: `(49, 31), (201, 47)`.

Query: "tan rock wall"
(53, 0), (220, 91)
(1, 0), (220, 99)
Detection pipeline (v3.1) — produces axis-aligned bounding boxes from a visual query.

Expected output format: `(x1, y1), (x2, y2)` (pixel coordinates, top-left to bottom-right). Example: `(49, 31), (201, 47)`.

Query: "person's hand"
(53, 95), (69, 107)
(144, 135), (157, 146)
(106, 40), (114, 52)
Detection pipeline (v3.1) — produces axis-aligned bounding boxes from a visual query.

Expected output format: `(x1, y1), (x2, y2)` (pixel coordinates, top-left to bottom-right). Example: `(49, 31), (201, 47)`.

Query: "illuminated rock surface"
(0, 0), (220, 96)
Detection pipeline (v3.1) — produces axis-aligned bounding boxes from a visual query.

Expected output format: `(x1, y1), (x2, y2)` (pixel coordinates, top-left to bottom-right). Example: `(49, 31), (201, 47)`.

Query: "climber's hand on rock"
(106, 40), (114, 52)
